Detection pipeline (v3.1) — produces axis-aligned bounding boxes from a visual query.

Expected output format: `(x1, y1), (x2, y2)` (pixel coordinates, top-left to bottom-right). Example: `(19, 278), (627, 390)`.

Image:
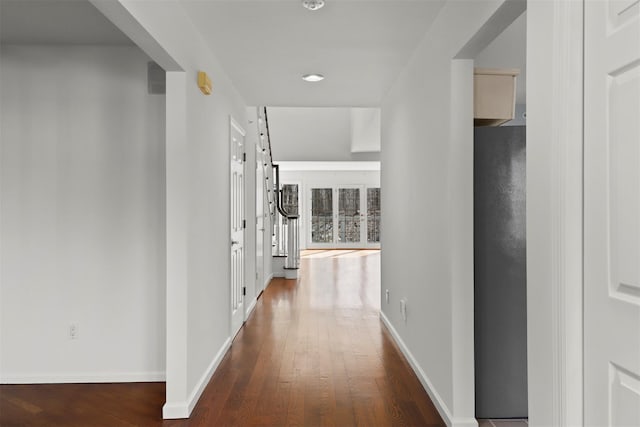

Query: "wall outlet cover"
(400, 299), (407, 322)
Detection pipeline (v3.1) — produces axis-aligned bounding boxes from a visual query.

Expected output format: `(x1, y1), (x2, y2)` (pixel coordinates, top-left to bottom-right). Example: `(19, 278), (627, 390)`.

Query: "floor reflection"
(302, 249), (380, 310)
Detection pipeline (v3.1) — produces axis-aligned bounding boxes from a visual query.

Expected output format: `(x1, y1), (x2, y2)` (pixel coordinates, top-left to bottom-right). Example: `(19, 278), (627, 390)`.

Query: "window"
(282, 184), (299, 216)
(338, 188), (361, 243)
(311, 188), (333, 243)
(367, 188), (381, 243)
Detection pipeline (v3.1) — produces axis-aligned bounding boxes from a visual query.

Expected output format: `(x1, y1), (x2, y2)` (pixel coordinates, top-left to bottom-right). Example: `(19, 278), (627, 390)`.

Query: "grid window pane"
(282, 184), (298, 216)
(311, 188), (333, 243)
(367, 188), (381, 243)
(338, 188), (360, 243)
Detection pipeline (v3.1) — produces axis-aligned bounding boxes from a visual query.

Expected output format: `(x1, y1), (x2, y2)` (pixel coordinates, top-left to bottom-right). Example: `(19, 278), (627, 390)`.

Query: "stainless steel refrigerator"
(474, 125), (528, 419)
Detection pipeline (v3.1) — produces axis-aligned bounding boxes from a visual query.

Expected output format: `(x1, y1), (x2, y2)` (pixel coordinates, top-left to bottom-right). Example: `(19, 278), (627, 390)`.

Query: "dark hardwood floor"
(0, 250), (445, 426)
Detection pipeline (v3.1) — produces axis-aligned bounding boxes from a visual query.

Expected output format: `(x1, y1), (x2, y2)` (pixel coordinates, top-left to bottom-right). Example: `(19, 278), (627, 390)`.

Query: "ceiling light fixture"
(302, 0), (325, 11)
(302, 73), (325, 82)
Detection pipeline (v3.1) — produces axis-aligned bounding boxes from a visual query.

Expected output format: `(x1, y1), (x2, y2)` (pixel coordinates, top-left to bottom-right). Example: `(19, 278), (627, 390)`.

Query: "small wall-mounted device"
(198, 71), (212, 95)
(69, 324), (79, 339)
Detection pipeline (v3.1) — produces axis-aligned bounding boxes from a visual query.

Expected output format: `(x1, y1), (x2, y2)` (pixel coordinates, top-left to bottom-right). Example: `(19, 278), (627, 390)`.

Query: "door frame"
(526, 2), (584, 425)
(255, 133), (265, 296)
(457, 2), (584, 424)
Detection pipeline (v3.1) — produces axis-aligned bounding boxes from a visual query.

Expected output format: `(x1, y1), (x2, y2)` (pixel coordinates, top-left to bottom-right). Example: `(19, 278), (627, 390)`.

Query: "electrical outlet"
(69, 324), (79, 340)
(400, 299), (407, 323)
(385, 289), (390, 304)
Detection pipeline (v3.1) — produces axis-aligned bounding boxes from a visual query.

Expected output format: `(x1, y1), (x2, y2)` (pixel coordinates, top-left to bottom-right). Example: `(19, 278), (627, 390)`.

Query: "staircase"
(257, 107), (300, 280)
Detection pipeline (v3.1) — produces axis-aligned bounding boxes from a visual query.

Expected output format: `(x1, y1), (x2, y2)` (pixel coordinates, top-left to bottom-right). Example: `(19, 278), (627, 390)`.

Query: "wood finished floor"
(0, 250), (445, 426)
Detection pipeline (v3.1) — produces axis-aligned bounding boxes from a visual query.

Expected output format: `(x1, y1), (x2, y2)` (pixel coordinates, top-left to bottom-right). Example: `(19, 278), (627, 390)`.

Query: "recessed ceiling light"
(302, 73), (325, 82)
(302, 0), (325, 11)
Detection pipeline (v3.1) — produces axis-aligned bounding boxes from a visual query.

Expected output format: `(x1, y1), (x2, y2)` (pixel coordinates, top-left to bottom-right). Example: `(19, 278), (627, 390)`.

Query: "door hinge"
(242, 286), (246, 296)
(243, 219), (246, 229)
(243, 152), (246, 162)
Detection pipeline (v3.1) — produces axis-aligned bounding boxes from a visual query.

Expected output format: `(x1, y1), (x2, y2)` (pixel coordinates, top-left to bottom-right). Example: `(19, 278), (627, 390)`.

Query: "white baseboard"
(451, 418), (480, 427)
(245, 297), (258, 320)
(0, 371), (165, 384)
(264, 273), (273, 289)
(162, 402), (189, 420)
(162, 337), (231, 419)
(380, 311), (477, 427)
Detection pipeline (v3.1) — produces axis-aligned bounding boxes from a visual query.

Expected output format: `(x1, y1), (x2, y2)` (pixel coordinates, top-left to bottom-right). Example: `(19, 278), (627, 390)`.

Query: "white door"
(308, 185), (380, 249)
(309, 187), (335, 248)
(336, 185), (365, 247)
(230, 118), (246, 338)
(255, 142), (264, 295)
(365, 187), (381, 248)
(584, 1), (640, 425)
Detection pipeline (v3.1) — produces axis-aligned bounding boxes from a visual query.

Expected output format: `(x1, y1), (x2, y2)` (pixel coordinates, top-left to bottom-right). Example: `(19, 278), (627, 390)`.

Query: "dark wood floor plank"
(0, 250), (445, 427)
(284, 373), (305, 427)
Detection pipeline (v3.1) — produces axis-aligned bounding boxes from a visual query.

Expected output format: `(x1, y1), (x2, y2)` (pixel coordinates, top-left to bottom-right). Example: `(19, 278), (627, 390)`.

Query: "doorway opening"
(467, 5), (528, 424)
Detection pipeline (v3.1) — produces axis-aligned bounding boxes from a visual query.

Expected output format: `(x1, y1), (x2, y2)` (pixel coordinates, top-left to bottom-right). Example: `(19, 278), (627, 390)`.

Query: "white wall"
(91, 0), (256, 418)
(268, 107), (380, 162)
(279, 165), (380, 249)
(350, 108), (381, 153)
(380, 1), (508, 425)
(475, 11), (527, 106)
(0, 45), (166, 382)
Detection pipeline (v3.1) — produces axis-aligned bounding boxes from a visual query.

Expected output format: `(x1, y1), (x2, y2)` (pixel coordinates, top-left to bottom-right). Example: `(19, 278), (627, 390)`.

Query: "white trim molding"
(162, 337), (231, 419)
(264, 273), (274, 290)
(277, 161), (380, 172)
(380, 312), (477, 427)
(245, 296), (258, 321)
(549, 1), (584, 424)
(0, 371), (165, 384)
(527, 1), (584, 425)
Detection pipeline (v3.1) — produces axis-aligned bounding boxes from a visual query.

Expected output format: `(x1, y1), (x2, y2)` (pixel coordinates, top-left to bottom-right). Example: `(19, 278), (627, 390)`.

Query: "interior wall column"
(163, 71), (189, 418)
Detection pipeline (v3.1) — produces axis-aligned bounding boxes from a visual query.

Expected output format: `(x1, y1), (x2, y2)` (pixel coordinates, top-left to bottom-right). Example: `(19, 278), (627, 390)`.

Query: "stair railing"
(273, 163), (300, 270)
(260, 107), (300, 272)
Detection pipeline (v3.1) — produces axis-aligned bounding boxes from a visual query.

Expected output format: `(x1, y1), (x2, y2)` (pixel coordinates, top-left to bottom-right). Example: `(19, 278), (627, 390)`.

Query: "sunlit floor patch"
(301, 249), (380, 258)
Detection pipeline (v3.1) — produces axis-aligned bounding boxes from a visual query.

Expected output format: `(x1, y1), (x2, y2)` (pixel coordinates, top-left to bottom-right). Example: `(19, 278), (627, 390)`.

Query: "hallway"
(0, 250), (444, 426)
(186, 249), (443, 426)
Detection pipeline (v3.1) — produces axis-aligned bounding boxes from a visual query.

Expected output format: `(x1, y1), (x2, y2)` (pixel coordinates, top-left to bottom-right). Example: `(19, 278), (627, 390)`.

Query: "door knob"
(231, 240), (239, 246)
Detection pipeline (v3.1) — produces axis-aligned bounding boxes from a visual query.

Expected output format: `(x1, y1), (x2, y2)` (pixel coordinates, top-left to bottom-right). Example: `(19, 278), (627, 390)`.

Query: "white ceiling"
(0, 0), (133, 45)
(1, 0), (526, 109)
(267, 107), (381, 161)
(181, 0), (446, 107)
